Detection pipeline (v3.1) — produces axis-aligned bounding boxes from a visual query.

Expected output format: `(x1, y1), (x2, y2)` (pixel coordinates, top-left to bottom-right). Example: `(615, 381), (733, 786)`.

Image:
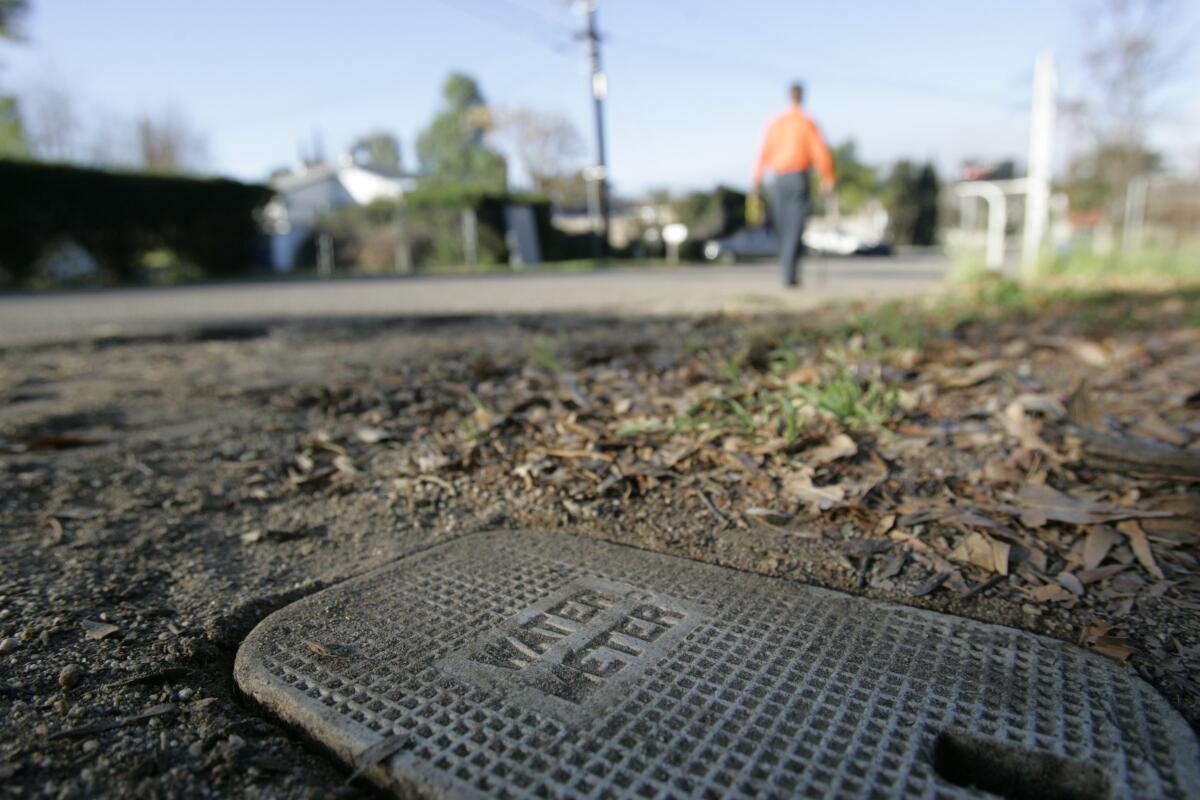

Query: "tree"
(490, 107), (585, 199)
(911, 163), (940, 246)
(0, 0), (27, 38)
(1065, 0), (1187, 210)
(883, 160), (940, 246)
(415, 72), (506, 191)
(350, 131), (402, 172)
(831, 140), (878, 214)
(0, 0), (30, 157)
(134, 107), (208, 174)
(1064, 142), (1161, 212)
(0, 96), (21, 157)
(19, 78), (83, 161)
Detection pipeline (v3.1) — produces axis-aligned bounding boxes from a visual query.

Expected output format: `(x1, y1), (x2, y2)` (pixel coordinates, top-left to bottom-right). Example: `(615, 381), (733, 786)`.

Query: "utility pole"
(576, 0), (609, 262)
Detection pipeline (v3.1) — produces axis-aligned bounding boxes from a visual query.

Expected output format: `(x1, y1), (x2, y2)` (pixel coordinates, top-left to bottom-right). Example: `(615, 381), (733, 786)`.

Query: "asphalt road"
(0, 252), (947, 346)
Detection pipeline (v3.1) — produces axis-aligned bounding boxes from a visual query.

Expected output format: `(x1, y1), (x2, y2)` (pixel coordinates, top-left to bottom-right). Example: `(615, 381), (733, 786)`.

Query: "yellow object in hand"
(746, 192), (765, 227)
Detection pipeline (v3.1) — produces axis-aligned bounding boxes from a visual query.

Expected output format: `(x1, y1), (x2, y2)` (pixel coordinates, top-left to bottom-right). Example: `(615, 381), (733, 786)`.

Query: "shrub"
(0, 159), (271, 287)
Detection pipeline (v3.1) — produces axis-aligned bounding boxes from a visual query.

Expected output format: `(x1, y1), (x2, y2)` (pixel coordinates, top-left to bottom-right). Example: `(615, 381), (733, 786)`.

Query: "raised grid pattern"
(236, 531), (1200, 799)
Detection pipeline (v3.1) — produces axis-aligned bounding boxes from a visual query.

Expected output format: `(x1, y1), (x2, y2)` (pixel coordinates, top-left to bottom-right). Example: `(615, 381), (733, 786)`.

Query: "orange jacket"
(753, 106), (836, 188)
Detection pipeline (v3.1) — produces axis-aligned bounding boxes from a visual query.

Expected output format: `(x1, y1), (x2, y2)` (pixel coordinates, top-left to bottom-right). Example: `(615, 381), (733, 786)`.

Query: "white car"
(704, 226), (892, 263)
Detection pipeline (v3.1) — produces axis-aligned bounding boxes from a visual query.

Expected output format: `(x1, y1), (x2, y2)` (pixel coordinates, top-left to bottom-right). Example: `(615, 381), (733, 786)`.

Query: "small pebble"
(227, 734), (245, 748)
(0, 637), (18, 654)
(58, 664), (83, 689)
(177, 687), (194, 701)
(81, 739), (99, 753)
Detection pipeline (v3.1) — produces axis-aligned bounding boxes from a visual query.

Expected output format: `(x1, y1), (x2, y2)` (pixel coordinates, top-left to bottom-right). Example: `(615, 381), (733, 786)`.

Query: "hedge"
(0, 159), (272, 286)
(364, 185), (591, 268)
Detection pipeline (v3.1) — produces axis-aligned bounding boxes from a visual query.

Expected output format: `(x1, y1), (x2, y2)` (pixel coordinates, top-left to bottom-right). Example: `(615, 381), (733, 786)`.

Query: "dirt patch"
(1, 290), (1198, 797)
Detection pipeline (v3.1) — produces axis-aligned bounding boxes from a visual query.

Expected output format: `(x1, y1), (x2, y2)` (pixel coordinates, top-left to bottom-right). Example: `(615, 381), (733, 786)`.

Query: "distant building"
(263, 157), (418, 271)
(960, 159), (1016, 182)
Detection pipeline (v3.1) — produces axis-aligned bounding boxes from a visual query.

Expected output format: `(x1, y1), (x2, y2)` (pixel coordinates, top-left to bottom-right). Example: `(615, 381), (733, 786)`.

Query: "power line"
(434, 0), (574, 54)
(482, 0), (577, 40)
(609, 5), (1028, 112)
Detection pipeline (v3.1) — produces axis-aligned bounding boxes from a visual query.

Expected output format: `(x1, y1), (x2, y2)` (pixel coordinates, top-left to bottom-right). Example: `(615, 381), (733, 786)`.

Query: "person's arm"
(752, 123), (773, 189)
(809, 121), (836, 192)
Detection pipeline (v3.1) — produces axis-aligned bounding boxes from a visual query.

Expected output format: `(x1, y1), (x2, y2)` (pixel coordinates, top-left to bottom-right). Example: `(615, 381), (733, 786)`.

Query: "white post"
(1021, 52), (1056, 281)
(393, 195), (412, 273)
(1122, 174), (1148, 251)
(985, 187), (1007, 271)
(461, 207), (478, 266)
(955, 181), (1011, 272)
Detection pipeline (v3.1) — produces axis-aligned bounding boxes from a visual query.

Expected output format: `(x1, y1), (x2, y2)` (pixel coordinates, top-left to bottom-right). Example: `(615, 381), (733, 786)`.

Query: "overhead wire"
(612, 0), (1028, 112)
(434, 0), (575, 55)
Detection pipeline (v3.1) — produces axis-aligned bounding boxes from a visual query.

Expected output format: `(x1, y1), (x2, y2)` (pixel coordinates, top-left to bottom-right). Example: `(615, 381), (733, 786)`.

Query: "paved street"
(0, 252), (946, 346)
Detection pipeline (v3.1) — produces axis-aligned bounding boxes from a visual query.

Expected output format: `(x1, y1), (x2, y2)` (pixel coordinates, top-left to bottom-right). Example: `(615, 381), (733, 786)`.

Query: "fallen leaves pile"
(255, 294), (1200, 686)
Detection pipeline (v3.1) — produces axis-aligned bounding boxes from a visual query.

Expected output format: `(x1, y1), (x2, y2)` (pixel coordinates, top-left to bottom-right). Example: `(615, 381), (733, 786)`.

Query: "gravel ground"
(1, 298), (1197, 798)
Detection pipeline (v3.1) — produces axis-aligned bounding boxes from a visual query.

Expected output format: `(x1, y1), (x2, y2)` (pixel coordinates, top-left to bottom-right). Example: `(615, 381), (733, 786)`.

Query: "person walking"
(753, 83), (836, 287)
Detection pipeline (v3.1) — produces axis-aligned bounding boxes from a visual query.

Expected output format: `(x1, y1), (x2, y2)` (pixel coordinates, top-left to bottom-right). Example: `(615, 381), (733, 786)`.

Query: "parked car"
(704, 226), (892, 262)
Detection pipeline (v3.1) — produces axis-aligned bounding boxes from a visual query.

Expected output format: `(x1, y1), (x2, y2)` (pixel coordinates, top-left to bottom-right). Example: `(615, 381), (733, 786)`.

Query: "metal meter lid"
(236, 530), (1200, 799)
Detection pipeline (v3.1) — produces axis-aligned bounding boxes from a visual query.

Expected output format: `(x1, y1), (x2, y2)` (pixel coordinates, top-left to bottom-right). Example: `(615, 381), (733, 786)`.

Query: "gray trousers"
(771, 171), (811, 285)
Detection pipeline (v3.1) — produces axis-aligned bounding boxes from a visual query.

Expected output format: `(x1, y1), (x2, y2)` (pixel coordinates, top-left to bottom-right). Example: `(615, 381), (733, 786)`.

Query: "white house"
(263, 157), (418, 271)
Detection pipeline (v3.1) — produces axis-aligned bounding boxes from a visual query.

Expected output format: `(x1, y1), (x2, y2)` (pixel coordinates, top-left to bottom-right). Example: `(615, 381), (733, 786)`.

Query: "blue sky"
(2, 0), (1197, 194)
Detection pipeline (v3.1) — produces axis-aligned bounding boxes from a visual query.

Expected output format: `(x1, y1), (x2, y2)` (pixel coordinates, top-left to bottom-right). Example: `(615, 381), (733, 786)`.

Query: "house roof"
(270, 163), (416, 194)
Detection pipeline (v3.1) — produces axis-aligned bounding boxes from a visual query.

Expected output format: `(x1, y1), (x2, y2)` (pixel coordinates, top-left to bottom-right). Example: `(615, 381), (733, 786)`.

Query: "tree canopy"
(490, 106), (586, 202)
(0, 0), (29, 156)
(831, 140), (878, 214)
(0, 0), (27, 38)
(350, 131), (402, 172)
(883, 160), (940, 246)
(415, 72), (506, 192)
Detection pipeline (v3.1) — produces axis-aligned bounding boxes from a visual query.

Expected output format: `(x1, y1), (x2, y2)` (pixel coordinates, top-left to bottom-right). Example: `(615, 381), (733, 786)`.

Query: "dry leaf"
(1080, 618), (1134, 662)
(81, 620), (119, 640)
(1076, 564), (1128, 584)
(1011, 393), (1066, 419)
(781, 468), (845, 510)
(1002, 402), (1055, 454)
(805, 434), (857, 465)
(1115, 520), (1165, 580)
(1129, 413), (1188, 447)
(910, 571), (950, 597)
(1065, 381), (1105, 428)
(1081, 526), (1121, 571)
(1014, 483), (1170, 527)
(743, 507), (793, 528)
(1056, 572), (1085, 597)
(355, 426), (390, 444)
(1066, 339), (1110, 368)
(332, 455), (359, 475)
(1089, 637), (1135, 662)
(1139, 495), (1200, 543)
(948, 532), (1010, 575)
(305, 640), (333, 657)
(416, 451), (451, 473)
(982, 459), (1025, 485)
(1029, 583), (1071, 602)
(937, 360), (1006, 389)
